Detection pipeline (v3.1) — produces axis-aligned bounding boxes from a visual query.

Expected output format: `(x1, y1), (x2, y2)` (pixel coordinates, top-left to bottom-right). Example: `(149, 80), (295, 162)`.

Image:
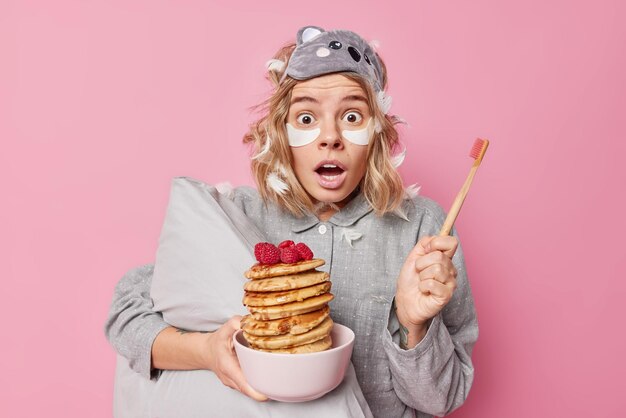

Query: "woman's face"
(287, 74), (372, 208)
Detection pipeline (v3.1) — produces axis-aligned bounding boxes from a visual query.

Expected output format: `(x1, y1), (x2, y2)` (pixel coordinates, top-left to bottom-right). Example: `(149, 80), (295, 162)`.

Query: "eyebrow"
(342, 95), (368, 104)
(290, 94), (369, 106)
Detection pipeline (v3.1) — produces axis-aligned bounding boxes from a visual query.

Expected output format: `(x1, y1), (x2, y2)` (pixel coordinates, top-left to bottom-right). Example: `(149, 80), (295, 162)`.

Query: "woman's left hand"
(395, 235), (458, 339)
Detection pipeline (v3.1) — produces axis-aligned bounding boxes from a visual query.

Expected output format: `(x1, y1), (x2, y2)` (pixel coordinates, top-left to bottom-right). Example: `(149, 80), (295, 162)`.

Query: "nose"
(318, 120), (344, 150)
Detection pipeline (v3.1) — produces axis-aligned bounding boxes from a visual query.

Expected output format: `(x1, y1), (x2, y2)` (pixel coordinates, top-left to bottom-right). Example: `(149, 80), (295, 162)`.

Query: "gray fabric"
(104, 264), (170, 379)
(104, 180), (478, 418)
(151, 178), (265, 331)
(113, 354), (155, 417)
(283, 26), (384, 92)
(156, 362), (369, 418)
(113, 352), (372, 418)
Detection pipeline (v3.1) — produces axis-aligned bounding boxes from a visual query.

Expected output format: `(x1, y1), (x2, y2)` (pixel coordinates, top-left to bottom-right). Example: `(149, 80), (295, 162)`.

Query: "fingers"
(224, 355), (268, 401)
(237, 380), (269, 401)
(416, 253), (457, 305)
(226, 315), (242, 331)
(414, 252), (457, 284)
(407, 236), (434, 259)
(418, 261), (457, 302)
(224, 316), (242, 350)
(418, 278), (454, 304)
(397, 236), (459, 326)
(221, 369), (269, 401)
(424, 235), (458, 258)
(406, 235), (458, 262)
(212, 316), (269, 402)
(399, 235), (436, 280)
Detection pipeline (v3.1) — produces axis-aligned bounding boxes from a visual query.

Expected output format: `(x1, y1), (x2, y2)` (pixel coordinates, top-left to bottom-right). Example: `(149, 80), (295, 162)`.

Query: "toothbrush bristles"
(470, 138), (489, 160)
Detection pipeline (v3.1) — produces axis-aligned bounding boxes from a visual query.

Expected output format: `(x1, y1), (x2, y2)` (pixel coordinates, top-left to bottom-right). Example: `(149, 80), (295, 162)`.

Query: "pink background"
(2, 0), (625, 416)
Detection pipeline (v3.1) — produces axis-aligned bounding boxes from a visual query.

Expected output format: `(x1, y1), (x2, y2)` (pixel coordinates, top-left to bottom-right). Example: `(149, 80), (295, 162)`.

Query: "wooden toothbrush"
(439, 138), (489, 236)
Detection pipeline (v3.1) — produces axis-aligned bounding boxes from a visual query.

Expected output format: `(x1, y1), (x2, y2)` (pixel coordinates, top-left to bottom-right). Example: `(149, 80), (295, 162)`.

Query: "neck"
(317, 207), (337, 221)
(313, 201), (340, 221)
(312, 189), (360, 221)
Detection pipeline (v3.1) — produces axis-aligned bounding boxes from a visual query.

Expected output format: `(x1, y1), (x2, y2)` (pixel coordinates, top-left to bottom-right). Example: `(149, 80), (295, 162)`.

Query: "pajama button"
(318, 224), (327, 235)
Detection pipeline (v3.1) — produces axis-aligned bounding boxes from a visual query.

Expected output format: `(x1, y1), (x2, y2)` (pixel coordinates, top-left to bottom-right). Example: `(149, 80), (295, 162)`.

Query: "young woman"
(105, 26), (478, 418)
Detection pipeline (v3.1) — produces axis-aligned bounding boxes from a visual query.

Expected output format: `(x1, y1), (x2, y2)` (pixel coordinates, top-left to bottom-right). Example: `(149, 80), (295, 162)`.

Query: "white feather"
(215, 182), (234, 199)
(341, 228), (363, 248)
(266, 59), (285, 72)
(391, 146), (406, 168)
(392, 206), (409, 222)
(313, 201), (340, 214)
(275, 162), (288, 177)
(371, 295), (390, 304)
(252, 133), (272, 160)
(377, 90), (392, 114)
(374, 118), (383, 134)
(405, 183), (421, 199)
(267, 172), (288, 195)
(394, 115), (409, 127)
(393, 183), (421, 221)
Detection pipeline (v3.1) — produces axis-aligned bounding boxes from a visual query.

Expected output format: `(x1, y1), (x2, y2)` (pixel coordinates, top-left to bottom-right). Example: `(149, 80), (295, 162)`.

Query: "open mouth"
(315, 163), (345, 180)
(314, 161), (347, 189)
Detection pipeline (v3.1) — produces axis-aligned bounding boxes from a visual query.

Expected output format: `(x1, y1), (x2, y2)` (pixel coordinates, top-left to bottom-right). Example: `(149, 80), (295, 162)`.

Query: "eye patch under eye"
(286, 123), (320, 147)
(341, 118), (372, 146)
(286, 118), (373, 147)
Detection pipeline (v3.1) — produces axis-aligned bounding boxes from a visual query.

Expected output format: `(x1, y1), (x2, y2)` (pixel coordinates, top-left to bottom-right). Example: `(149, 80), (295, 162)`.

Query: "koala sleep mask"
(283, 26), (385, 93)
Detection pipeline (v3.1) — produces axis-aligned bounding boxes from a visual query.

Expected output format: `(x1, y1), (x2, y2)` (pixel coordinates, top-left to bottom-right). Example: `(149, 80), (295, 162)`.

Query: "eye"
(296, 113), (315, 125)
(343, 112), (363, 124)
(348, 46), (361, 62)
(364, 54), (371, 65)
(329, 41), (342, 50)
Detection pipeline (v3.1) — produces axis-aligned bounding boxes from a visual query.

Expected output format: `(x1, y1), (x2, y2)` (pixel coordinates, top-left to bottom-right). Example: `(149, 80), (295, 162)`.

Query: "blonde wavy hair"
(243, 43), (406, 217)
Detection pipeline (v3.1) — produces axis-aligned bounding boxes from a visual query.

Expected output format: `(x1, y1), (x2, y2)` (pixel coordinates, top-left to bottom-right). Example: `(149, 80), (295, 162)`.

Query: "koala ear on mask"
(297, 26), (325, 45)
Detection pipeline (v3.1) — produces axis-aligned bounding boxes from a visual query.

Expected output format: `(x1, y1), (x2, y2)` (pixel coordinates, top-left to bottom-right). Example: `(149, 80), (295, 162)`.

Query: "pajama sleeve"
(383, 215), (479, 416)
(104, 264), (170, 380)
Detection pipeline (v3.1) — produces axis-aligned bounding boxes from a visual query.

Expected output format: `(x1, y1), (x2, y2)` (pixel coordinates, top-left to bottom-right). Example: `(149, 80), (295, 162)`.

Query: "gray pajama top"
(104, 185), (478, 417)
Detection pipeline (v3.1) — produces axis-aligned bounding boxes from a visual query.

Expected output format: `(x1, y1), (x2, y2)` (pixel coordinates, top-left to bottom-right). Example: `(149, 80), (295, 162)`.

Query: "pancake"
(245, 258), (325, 280)
(256, 335), (333, 354)
(244, 317), (333, 350)
(241, 305), (330, 336)
(243, 271), (329, 292)
(247, 292), (334, 320)
(243, 282), (331, 307)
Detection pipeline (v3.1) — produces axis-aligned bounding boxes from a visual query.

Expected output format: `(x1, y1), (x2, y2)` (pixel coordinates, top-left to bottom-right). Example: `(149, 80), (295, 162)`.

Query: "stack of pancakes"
(241, 258), (334, 353)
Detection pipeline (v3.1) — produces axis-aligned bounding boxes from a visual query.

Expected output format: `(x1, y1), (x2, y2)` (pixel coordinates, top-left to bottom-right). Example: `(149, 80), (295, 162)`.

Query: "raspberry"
(255, 242), (280, 264)
(295, 242), (314, 260)
(278, 240), (295, 249)
(254, 242), (268, 262)
(280, 246), (302, 264)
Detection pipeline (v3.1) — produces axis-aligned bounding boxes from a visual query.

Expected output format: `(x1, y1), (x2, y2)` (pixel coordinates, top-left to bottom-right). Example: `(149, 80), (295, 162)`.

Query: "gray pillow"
(114, 354), (372, 418)
(150, 177), (265, 331)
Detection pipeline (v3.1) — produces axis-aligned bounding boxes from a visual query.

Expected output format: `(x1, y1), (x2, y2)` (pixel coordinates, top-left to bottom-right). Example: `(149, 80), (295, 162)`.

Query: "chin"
(309, 188), (354, 207)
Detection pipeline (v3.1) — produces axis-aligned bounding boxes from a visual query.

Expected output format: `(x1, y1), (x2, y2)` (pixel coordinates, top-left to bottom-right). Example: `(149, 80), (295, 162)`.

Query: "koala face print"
(284, 26), (384, 93)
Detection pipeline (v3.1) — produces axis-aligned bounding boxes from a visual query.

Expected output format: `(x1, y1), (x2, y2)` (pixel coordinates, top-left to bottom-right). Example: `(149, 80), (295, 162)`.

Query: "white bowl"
(233, 323), (355, 402)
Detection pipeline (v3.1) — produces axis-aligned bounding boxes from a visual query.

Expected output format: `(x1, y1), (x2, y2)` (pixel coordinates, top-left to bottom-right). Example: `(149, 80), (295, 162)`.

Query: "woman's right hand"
(205, 316), (268, 401)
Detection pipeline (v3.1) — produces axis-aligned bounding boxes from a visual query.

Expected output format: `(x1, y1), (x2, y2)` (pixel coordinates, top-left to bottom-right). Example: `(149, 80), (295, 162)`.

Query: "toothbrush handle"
(439, 162), (480, 236)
